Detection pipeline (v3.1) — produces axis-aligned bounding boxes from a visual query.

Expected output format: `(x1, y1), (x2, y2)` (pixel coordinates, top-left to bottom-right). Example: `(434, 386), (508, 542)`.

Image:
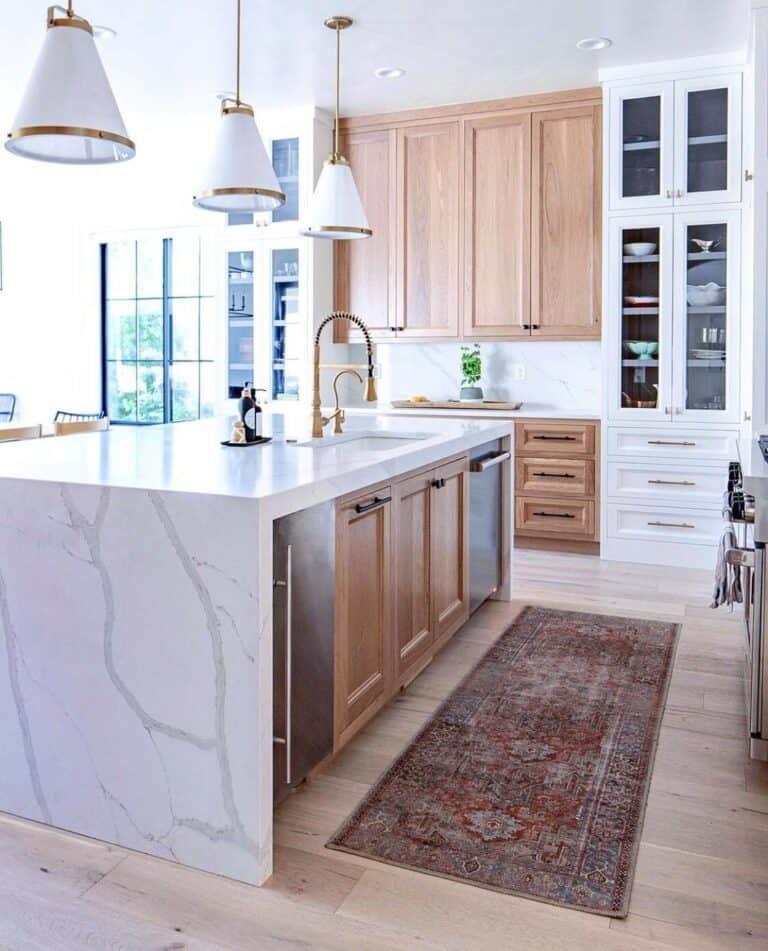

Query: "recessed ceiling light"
(93, 24), (117, 40)
(576, 36), (612, 51)
(374, 67), (406, 79)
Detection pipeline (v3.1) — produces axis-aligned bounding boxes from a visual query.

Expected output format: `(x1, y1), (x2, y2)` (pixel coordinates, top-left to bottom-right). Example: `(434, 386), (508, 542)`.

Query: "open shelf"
(687, 305), (726, 315)
(688, 134), (727, 146)
(688, 251), (726, 261)
(623, 358), (659, 367)
(623, 140), (660, 152)
(623, 255), (660, 264)
(623, 307), (659, 316)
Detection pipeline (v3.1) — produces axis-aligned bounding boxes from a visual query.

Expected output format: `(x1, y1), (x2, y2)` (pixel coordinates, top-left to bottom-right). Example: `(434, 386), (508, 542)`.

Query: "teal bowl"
(626, 340), (658, 358)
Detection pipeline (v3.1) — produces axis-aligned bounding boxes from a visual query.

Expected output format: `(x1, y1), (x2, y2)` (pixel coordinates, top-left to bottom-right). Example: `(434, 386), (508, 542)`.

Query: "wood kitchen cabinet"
(392, 455), (470, 684)
(334, 484), (393, 748)
(395, 121), (461, 337)
(334, 87), (601, 343)
(463, 112), (531, 338)
(333, 129), (397, 342)
(530, 105), (601, 339)
(335, 454), (470, 748)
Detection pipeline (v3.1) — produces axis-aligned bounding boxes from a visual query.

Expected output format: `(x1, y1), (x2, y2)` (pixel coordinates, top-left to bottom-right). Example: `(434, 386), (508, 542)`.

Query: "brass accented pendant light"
(301, 16), (372, 239)
(194, 0), (285, 213)
(6, 2), (135, 164)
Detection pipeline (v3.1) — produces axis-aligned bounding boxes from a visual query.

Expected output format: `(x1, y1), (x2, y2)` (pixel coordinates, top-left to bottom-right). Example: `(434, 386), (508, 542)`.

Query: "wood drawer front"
(606, 427), (738, 461)
(516, 456), (594, 497)
(605, 503), (722, 547)
(606, 462), (723, 508)
(516, 497), (595, 537)
(516, 420), (596, 456)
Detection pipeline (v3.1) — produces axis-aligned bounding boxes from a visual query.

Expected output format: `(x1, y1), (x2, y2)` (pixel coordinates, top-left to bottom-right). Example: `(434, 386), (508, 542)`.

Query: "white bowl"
(687, 283), (726, 306)
(624, 242), (657, 256)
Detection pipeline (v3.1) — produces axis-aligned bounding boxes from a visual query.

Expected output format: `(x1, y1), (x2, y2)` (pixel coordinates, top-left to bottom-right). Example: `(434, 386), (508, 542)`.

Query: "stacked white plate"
(691, 348), (725, 362)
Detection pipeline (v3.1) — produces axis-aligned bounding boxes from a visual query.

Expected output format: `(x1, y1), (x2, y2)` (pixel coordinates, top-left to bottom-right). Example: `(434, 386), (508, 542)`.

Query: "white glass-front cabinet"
(221, 238), (307, 405)
(609, 73), (742, 211)
(608, 211), (740, 424)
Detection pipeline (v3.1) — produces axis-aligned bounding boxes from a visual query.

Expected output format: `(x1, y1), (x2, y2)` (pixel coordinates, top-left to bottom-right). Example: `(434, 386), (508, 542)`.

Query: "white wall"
(0, 110), (220, 422)
(374, 341), (602, 414)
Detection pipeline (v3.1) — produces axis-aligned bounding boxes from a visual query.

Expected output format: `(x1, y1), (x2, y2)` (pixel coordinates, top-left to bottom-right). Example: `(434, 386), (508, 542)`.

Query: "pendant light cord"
(334, 22), (341, 159)
(235, 0), (241, 105)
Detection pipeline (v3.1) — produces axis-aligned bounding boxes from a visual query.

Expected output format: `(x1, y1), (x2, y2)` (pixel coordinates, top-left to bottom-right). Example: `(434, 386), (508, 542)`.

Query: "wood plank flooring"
(0, 549), (766, 950)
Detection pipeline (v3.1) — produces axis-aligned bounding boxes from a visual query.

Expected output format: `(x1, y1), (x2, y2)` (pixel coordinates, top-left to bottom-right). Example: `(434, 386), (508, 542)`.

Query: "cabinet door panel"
(608, 81), (674, 211)
(335, 489), (392, 745)
(334, 129), (396, 341)
(463, 113), (531, 337)
(396, 122), (460, 337)
(673, 74), (742, 206)
(393, 472), (433, 679)
(431, 456), (469, 642)
(531, 106), (601, 339)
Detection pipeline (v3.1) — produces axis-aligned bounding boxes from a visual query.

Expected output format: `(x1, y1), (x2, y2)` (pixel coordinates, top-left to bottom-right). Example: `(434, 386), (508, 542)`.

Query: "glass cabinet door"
(673, 212), (740, 422)
(674, 76), (741, 205)
(271, 248), (301, 401)
(610, 82), (674, 210)
(226, 250), (255, 399)
(612, 216), (674, 419)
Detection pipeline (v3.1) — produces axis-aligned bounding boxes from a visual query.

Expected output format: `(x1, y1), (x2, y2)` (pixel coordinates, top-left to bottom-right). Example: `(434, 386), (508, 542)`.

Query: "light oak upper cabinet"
(393, 470), (433, 680)
(531, 105), (601, 339)
(334, 487), (393, 748)
(430, 456), (469, 643)
(463, 113), (532, 338)
(333, 129), (396, 341)
(396, 122), (461, 337)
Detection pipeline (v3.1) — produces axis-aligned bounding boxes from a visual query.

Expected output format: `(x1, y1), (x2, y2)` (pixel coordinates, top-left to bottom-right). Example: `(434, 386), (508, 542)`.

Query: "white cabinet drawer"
(606, 462), (723, 508)
(606, 503), (723, 546)
(606, 427), (738, 461)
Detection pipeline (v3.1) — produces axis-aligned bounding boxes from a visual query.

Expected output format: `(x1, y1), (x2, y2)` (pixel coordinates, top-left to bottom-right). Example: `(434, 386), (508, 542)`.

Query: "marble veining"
(0, 415), (512, 885)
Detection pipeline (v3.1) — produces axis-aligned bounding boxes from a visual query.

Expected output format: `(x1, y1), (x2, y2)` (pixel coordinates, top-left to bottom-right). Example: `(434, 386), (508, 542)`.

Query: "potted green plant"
(460, 344), (483, 402)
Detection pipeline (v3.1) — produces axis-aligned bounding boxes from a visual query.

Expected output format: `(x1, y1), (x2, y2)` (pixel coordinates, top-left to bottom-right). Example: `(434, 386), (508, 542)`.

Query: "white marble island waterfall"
(0, 414), (512, 885)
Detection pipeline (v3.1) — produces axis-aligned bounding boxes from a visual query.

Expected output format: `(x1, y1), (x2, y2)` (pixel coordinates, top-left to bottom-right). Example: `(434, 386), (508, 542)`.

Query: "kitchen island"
(0, 414), (512, 886)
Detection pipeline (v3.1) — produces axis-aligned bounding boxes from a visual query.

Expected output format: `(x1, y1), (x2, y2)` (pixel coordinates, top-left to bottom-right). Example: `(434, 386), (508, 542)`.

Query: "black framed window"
(101, 234), (215, 424)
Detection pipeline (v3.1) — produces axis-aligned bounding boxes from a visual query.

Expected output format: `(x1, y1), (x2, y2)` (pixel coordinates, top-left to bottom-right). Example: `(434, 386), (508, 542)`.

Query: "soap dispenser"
(237, 382), (259, 443)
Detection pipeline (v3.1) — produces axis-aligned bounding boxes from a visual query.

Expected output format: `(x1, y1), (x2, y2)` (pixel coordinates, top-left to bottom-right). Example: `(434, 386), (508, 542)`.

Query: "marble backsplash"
(373, 341), (602, 414)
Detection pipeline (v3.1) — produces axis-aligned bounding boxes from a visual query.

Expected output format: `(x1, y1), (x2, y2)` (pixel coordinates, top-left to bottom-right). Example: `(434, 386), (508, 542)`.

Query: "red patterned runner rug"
(327, 606), (680, 917)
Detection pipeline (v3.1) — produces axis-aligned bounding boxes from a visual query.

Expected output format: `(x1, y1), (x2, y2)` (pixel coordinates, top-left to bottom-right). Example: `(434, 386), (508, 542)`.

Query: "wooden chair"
(54, 418), (110, 436)
(0, 424), (42, 442)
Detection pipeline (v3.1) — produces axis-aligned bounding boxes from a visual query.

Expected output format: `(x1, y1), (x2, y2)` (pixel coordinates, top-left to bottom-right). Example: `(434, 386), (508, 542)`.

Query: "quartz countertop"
(0, 414), (513, 508)
(345, 405), (600, 420)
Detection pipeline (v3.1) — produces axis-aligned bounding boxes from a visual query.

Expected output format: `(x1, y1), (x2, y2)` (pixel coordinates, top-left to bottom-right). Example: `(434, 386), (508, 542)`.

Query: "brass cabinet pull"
(647, 439), (696, 446)
(532, 434), (577, 441)
(648, 520), (695, 529)
(647, 479), (696, 486)
(533, 471), (576, 478)
(533, 511), (576, 519)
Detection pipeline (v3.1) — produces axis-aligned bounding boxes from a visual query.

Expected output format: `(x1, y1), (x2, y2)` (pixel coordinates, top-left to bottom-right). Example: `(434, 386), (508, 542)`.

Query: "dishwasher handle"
(470, 450), (511, 473)
(273, 544), (293, 785)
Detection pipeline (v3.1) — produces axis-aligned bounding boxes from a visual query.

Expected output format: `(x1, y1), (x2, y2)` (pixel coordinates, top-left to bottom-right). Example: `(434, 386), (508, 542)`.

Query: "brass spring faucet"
(312, 312), (377, 438)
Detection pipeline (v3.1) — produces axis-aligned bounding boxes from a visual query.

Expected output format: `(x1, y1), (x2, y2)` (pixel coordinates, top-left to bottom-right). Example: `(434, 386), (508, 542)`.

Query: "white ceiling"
(0, 0), (751, 121)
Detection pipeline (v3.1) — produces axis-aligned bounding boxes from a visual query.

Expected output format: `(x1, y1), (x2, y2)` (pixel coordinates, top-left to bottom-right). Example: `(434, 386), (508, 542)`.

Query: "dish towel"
(711, 525), (743, 609)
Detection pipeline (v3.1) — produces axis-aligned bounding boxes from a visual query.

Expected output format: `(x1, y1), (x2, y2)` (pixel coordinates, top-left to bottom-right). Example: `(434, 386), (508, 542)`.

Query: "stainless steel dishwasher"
(273, 501), (335, 803)
(469, 440), (510, 614)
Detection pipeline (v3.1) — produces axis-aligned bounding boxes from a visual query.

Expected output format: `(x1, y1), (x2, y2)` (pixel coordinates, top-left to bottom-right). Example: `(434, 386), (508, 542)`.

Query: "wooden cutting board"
(391, 400), (523, 411)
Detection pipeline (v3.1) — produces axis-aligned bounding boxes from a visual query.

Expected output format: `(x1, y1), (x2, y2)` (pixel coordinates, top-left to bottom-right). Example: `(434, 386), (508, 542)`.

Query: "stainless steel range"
(723, 458), (768, 761)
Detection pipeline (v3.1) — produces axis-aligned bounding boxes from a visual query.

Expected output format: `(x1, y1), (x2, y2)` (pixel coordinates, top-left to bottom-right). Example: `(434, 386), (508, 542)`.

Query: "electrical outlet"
(512, 364), (526, 381)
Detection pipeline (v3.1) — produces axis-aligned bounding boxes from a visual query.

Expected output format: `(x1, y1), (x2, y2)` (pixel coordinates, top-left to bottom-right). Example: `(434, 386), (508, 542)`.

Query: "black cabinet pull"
(532, 511), (576, 519)
(354, 495), (392, 514)
(532, 435), (577, 441)
(530, 324), (539, 330)
(532, 471), (576, 479)
(431, 478), (446, 489)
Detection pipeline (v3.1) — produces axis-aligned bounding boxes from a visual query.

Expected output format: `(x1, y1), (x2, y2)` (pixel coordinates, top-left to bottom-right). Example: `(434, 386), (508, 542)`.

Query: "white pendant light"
(6, 3), (135, 164)
(301, 17), (371, 240)
(194, 0), (285, 213)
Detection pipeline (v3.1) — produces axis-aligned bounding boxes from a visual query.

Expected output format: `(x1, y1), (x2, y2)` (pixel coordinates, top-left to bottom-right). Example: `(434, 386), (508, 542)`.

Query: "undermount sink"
(295, 431), (430, 451)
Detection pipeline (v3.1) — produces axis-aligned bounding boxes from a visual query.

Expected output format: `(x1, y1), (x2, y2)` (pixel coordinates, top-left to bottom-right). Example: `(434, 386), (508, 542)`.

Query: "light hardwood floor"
(1, 550), (767, 950)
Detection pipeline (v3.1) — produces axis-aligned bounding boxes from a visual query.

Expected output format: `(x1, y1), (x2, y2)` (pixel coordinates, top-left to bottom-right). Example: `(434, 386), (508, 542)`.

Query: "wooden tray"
(391, 400), (523, 411)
